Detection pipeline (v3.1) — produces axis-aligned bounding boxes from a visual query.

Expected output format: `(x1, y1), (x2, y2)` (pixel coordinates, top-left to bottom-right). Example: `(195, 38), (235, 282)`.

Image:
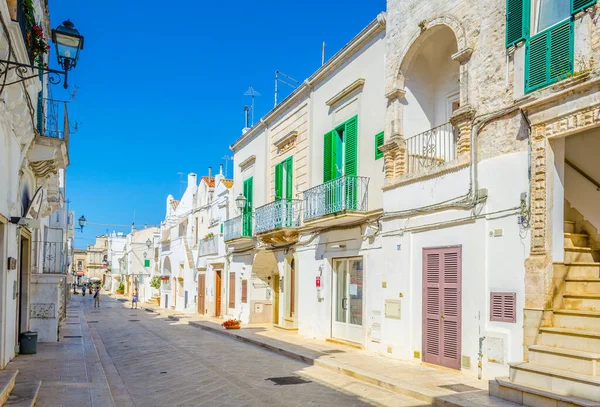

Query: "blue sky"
(50, 0), (385, 248)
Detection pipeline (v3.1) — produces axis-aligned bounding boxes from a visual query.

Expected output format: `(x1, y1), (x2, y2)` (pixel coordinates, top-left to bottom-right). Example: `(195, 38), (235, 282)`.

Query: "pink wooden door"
(422, 246), (462, 370)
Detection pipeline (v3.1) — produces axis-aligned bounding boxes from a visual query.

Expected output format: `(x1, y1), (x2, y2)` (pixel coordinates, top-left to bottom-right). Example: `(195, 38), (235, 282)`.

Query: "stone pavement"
(5, 295), (115, 407)
(138, 297), (520, 407)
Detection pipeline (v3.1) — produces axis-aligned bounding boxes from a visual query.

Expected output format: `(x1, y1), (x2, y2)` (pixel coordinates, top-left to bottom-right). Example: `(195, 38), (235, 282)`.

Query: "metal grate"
(88, 321), (98, 323)
(266, 376), (311, 386)
(117, 299), (127, 302)
(128, 320), (140, 322)
(63, 335), (82, 339)
(438, 384), (480, 393)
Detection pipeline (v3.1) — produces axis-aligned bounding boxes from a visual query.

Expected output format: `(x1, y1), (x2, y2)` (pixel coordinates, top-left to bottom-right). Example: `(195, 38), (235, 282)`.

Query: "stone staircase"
(182, 238), (195, 270)
(491, 214), (600, 406)
(0, 370), (41, 407)
(146, 294), (160, 306)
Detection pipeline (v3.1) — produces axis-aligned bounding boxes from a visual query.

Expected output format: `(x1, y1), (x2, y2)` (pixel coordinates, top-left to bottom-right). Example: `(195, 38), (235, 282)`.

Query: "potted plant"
(177, 277), (184, 283)
(222, 319), (241, 330)
(116, 282), (125, 295)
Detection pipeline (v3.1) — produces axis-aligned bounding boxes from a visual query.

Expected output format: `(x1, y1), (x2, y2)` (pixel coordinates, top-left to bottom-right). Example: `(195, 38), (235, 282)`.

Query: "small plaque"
(8, 257), (16, 270)
(30, 303), (56, 319)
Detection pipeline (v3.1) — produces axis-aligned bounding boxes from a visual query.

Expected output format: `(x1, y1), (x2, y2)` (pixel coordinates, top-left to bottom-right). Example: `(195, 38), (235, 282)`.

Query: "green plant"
(116, 282), (124, 293)
(150, 276), (161, 290)
(22, 0), (49, 66)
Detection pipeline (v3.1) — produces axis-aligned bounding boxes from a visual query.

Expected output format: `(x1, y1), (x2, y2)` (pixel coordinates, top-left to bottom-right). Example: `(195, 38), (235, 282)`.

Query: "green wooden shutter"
(323, 131), (334, 182)
(572, 0), (596, 14)
(144, 259), (150, 268)
(285, 157), (293, 201)
(275, 163), (283, 200)
(243, 177), (253, 236)
(549, 21), (573, 81)
(220, 223), (223, 234)
(344, 116), (358, 177)
(525, 19), (573, 93)
(374, 132), (384, 160)
(506, 0), (527, 47)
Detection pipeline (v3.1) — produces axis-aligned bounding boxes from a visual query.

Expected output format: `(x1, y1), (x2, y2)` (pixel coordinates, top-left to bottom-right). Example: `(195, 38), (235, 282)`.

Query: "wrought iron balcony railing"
(405, 122), (457, 174)
(303, 175), (369, 221)
(41, 241), (66, 274)
(198, 235), (219, 257)
(255, 199), (302, 234)
(224, 213), (253, 242)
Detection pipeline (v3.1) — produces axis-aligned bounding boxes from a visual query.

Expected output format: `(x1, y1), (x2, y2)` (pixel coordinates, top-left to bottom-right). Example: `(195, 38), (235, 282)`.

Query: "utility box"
(384, 299), (401, 319)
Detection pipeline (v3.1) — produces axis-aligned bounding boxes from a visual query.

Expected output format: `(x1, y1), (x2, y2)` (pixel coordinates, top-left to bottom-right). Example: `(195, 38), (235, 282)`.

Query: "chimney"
(187, 173), (197, 188)
(244, 106), (250, 128)
(208, 166), (212, 180)
(219, 164), (223, 175)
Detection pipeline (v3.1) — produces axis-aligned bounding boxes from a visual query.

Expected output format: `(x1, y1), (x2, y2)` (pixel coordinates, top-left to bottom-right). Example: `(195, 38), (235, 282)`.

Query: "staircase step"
(565, 233), (590, 248)
(0, 370), (18, 406)
(566, 279), (600, 295)
(4, 380), (41, 407)
(492, 377), (600, 407)
(540, 327), (600, 353)
(528, 345), (600, 376)
(509, 362), (600, 401)
(565, 221), (577, 234)
(566, 263), (600, 280)
(554, 309), (600, 330)
(564, 294), (600, 312)
(566, 248), (600, 263)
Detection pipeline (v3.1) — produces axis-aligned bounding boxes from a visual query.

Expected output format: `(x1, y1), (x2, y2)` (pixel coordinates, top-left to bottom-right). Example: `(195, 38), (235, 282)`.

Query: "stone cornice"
(385, 88), (406, 101)
(238, 155), (256, 170)
(521, 73), (600, 113)
(451, 48), (473, 63)
(326, 79), (365, 107)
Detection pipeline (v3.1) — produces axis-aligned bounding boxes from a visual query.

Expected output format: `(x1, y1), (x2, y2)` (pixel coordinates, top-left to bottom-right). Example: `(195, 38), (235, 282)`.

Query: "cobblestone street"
(12, 294), (429, 407)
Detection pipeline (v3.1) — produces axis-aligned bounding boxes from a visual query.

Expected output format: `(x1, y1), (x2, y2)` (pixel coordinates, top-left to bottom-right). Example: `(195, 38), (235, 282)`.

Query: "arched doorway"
(251, 250), (279, 324)
(162, 256), (172, 308)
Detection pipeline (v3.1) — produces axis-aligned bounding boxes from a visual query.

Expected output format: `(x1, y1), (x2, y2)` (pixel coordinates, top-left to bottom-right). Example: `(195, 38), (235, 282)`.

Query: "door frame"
(330, 256), (365, 345)
(197, 273), (206, 314)
(421, 245), (462, 370)
(17, 229), (31, 342)
(215, 269), (222, 317)
(0, 215), (7, 367)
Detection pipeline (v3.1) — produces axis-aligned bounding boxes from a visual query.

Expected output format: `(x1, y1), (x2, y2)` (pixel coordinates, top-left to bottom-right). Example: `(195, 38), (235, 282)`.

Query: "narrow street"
(50, 294), (428, 407)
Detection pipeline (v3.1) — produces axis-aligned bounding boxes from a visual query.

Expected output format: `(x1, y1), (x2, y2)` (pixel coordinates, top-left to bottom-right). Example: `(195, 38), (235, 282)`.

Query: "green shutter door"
(344, 116), (358, 210)
(549, 21), (573, 81)
(506, 0), (528, 47)
(572, 0), (596, 14)
(526, 31), (549, 92)
(323, 131), (334, 182)
(275, 163), (283, 200)
(144, 259), (150, 268)
(285, 157), (293, 227)
(243, 177), (253, 236)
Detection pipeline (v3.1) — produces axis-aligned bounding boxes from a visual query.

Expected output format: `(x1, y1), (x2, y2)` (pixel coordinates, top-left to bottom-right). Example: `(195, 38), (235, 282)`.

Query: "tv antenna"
(177, 172), (185, 195)
(274, 70), (299, 107)
(222, 155), (233, 178)
(243, 86), (261, 126)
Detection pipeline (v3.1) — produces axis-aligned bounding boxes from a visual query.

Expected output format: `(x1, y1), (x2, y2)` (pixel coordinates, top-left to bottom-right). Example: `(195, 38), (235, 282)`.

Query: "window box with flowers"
(177, 277), (184, 283)
(22, 0), (50, 65)
(222, 319), (241, 330)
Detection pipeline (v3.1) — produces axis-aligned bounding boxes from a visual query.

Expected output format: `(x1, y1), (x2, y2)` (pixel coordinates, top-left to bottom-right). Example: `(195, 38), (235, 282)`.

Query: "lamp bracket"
(0, 59), (69, 89)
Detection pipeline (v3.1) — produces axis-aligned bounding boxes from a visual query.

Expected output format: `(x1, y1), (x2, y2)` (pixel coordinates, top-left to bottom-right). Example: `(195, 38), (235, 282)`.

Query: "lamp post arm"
(0, 59), (68, 88)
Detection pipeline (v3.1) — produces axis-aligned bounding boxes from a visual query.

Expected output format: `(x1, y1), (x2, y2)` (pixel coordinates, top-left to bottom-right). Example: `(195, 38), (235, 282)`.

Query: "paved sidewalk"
(137, 297), (518, 407)
(5, 295), (115, 406)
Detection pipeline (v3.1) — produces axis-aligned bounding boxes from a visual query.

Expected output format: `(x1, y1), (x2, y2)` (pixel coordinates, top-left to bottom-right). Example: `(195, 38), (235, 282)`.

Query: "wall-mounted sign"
(7, 257), (17, 270)
(316, 276), (321, 288)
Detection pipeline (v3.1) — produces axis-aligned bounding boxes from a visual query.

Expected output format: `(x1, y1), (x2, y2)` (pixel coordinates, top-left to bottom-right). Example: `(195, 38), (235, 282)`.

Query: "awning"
(90, 277), (101, 282)
(76, 272), (84, 277)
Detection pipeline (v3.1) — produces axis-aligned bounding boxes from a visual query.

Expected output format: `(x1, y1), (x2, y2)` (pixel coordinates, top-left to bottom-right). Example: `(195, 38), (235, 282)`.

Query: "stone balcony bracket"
(449, 105), (476, 126)
(451, 47), (473, 64)
(385, 87), (406, 101)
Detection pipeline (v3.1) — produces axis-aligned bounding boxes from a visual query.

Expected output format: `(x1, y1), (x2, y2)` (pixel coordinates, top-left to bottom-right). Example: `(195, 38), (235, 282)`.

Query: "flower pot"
(224, 324), (240, 330)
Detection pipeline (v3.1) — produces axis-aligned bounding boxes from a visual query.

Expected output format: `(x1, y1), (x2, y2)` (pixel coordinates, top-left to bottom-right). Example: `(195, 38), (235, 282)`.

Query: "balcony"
(198, 235), (219, 257)
(405, 122), (458, 174)
(224, 214), (253, 243)
(255, 199), (302, 244)
(303, 175), (369, 227)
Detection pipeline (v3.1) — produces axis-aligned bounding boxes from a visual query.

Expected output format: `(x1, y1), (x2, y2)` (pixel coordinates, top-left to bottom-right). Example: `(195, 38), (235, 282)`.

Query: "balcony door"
(331, 257), (364, 345)
(275, 157), (293, 228)
(324, 116), (358, 212)
(242, 177), (253, 236)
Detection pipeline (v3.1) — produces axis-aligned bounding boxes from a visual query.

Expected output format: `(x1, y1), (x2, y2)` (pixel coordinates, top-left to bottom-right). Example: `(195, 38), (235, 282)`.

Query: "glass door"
(331, 257), (364, 344)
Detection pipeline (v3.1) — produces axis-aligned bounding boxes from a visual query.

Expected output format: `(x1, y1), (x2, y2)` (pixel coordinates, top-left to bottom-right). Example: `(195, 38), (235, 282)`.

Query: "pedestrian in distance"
(131, 288), (139, 309)
(93, 286), (100, 308)
(81, 285), (86, 296)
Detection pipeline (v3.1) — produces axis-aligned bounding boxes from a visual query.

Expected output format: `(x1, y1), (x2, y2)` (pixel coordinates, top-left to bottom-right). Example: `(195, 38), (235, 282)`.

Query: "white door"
(331, 257), (364, 344)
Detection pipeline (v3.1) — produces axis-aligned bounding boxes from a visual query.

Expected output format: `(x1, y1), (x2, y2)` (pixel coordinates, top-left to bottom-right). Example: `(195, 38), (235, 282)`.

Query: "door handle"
(342, 297), (348, 310)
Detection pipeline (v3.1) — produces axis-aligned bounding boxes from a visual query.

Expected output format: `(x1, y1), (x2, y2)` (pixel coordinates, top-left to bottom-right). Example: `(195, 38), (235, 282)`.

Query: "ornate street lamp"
(78, 215), (86, 232)
(146, 238), (152, 249)
(235, 193), (247, 212)
(0, 20), (84, 89)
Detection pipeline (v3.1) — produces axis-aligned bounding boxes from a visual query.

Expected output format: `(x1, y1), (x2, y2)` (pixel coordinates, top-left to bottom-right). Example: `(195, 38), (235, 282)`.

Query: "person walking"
(81, 284), (86, 296)
(93, 286), (100, 308)
(131, 288), (139, 309)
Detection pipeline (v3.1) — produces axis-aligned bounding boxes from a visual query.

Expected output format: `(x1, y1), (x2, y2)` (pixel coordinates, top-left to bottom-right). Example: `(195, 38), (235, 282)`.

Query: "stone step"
(4, 380), (41, 407)
(564, 293), (600, 312)
(491, 377), (600, 407)
(528, 345), (600, 376)
(508, 362), (600, 401)
(565, 221), (577, 234)
(565, 233), (591, 248)
(0, 370), (17, 406)
(554, 309), (600, 330)
(566, 248), (600, 263)
(566, 279), (600, 295)
(540, 327), (600, 353)
(566, 263), (600, 280)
